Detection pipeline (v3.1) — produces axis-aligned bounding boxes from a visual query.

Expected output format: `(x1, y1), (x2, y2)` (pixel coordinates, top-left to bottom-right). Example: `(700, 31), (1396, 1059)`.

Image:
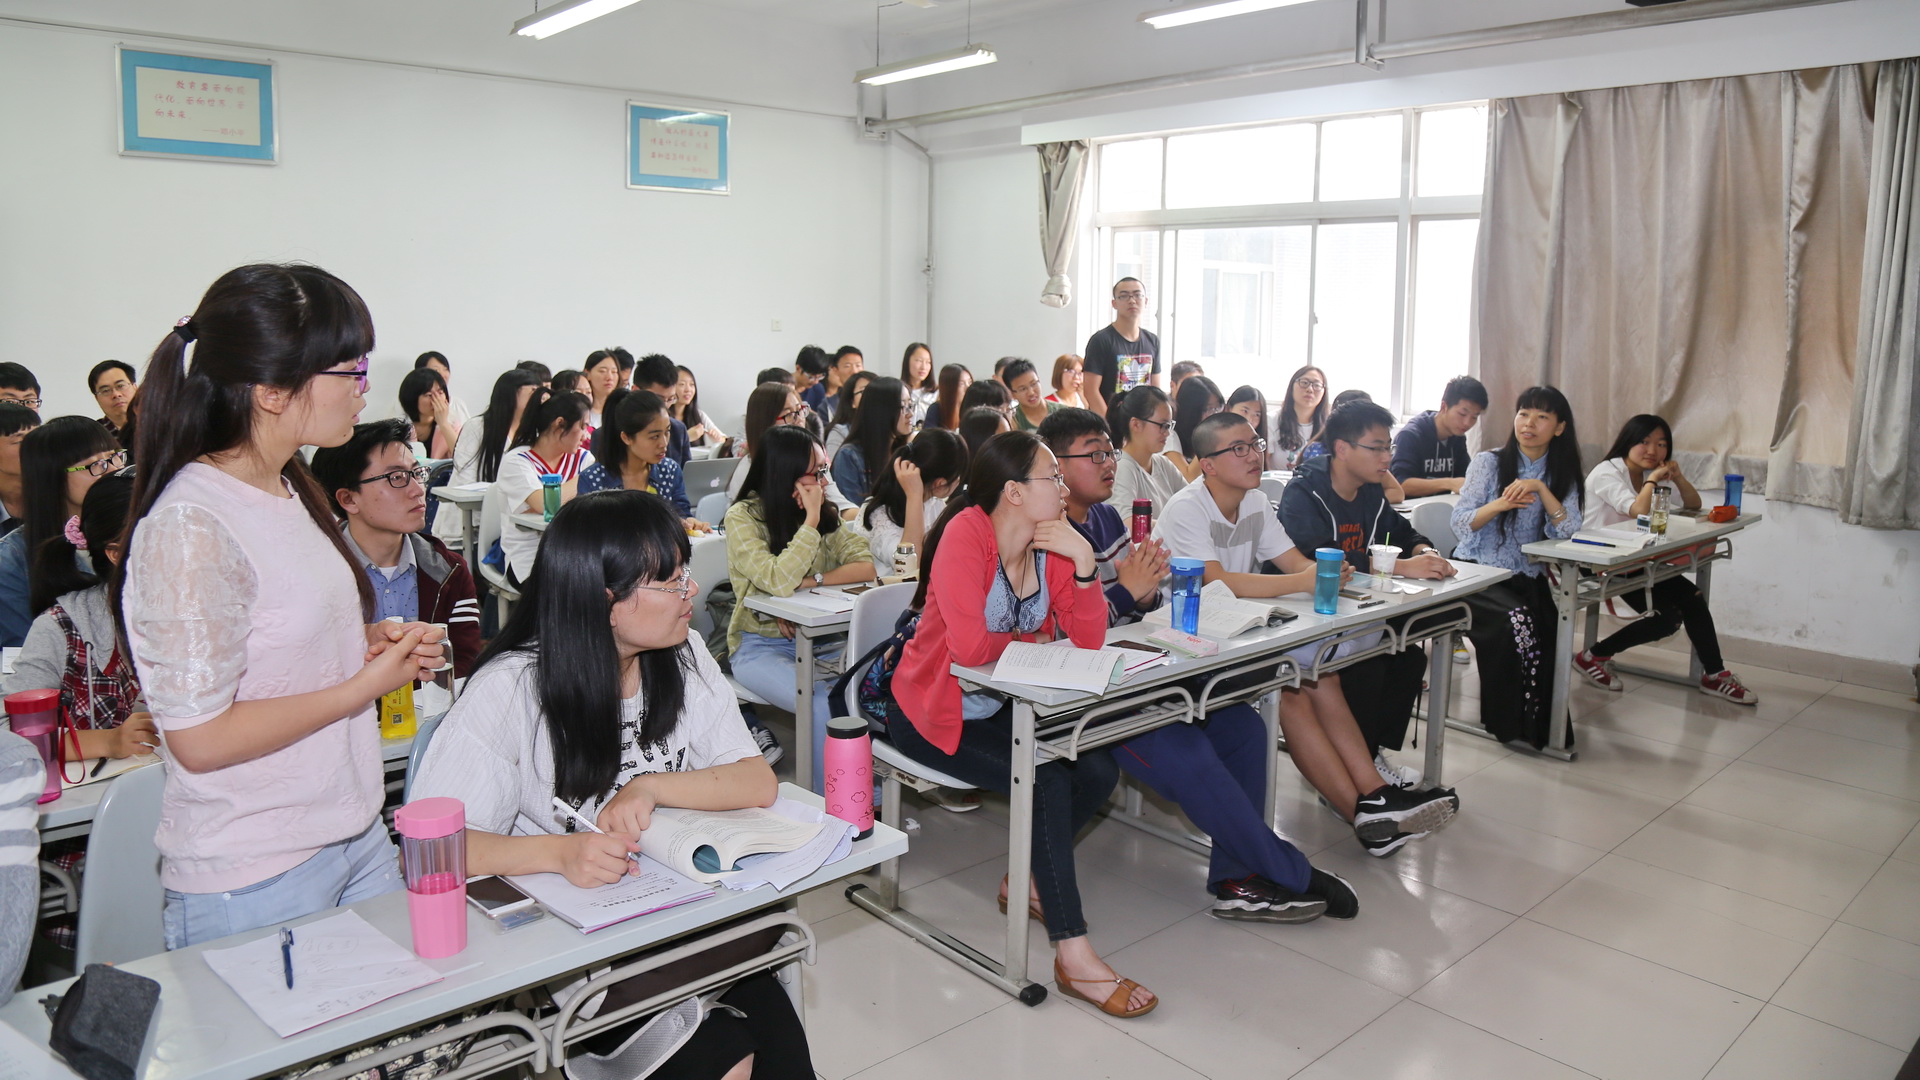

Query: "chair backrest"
(687, 534), (731, 641)
(404, 712), (445, 803)
(681, 458), (740, 500)
(423, 460), (454, 531)
(74, 762), (167, 968)
(477, 481), (504, 556)
(842, 582), (916, 721)
(695, 491), (729, 528)
(1259, 475), (1287, 508)
(1410, 500), (1457, 559)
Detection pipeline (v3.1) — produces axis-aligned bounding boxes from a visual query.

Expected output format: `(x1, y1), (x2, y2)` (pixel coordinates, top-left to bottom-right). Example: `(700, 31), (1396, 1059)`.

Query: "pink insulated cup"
(823, 716), (874, 840)
(5, 689), (65, 805)
(395, 797), (468, 958)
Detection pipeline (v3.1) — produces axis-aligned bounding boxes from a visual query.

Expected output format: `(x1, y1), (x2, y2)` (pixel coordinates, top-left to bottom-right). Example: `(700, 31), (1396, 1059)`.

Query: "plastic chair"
(843, 583), (977, 793)
(404, 713), (445, 803)
(686, 535), (769, 706)
(475, 482), (520, 624)
(422, 459), (454, 534)
(1410, 500), (1458, 559)
(73, 762), (167, 968)
(1259, 474), (1288, 508)
(695, 491), (729, 528)
(681, 458), (740, 501)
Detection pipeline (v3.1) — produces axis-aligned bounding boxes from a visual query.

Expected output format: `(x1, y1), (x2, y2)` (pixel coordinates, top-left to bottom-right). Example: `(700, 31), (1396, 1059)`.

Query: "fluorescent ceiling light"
(511, 0), (645, 39)
(1139, 0), (1315, 30)
(855, 44), (997, 86)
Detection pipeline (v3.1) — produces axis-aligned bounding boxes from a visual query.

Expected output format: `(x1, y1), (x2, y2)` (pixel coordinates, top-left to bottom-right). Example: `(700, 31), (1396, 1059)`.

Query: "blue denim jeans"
(163, 818), (402, 950)
(730, 630), (842, 791)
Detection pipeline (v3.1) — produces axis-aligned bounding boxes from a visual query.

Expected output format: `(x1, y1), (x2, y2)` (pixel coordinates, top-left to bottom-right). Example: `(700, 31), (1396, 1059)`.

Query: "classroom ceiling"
(695, 0), (1087, 36)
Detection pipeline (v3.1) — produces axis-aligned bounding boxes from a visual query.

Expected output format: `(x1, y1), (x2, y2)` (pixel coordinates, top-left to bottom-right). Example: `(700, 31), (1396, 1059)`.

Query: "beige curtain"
(1036, 141), (1089, 308)
(1842, 58), (1920, 529)
(1475, 68), (1872, 505)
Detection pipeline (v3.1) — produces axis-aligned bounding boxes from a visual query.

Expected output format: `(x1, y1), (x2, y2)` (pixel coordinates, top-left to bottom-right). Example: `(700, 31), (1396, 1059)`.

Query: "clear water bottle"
(1724, 473), (1744, 513)
(1649, 489), (1670, 536)
(892, 543), (918, 579)
(1169, 557), (1204, 634)
(1314, 548), (1344, 615)
(395, 797), (467, 958)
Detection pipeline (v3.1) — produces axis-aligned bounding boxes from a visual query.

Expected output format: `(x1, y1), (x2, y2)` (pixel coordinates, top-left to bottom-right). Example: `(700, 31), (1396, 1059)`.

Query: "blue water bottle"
(1724, 473), (1744, 513)
(1313, 548), (1344, 615)
(1169, 557), (1205, 634)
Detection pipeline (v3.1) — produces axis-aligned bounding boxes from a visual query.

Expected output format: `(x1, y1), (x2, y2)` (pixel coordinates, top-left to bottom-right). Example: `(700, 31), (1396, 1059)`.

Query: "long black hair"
(511, 387), (591, 450)
(900, 342), (933, 392)
(1494, 385), (1584, 539)
(863, 428), (967, 532)
(1110, 384), (1170, 447)
(734, 424), (839, 554)
(1275, 365), (1329, 452)
(959, 406), (1008, 461)
(934, 364), (970, 430)
(828, 370), (876, 429)
(21, 419), (119, 602)
(1602, 413), (1675, 466)
(117, 263), (376, 627)
(846, 376), (906, 479)
(591, 389), (671, 476)
(1225, 385), (1269, 446)
(742, 382), (794, 460)
(912, 430), (1043, 612)
(960, 379), (1010, 417)
(396, 367), (446, 424)
(472, 368), (546, 483)
(1171, 375), (1222, 460)
(672, 364), (703, 425)
(475, 489), (694, 805)
(30, 471), (134, 615)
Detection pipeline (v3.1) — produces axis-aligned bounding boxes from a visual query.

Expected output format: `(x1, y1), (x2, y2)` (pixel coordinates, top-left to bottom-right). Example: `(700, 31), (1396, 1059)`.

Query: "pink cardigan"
(891, 505), (1107, 754)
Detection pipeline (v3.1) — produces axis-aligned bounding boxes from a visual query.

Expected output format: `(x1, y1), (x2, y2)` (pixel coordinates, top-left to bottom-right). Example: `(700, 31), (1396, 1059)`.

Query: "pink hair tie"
(63, 515), (87, 551)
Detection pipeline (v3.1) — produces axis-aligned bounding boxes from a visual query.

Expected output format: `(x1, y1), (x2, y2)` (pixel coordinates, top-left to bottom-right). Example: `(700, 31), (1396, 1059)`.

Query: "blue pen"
(1570, 538), (1617, 548)
(280, 927), (295, 989)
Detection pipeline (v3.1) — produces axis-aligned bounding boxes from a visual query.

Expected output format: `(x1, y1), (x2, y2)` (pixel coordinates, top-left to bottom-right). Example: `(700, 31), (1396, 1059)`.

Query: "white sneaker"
(1374, 752), (1422, 790)
(924, 788), (983, 813)
(1452, 643), (1470, 665)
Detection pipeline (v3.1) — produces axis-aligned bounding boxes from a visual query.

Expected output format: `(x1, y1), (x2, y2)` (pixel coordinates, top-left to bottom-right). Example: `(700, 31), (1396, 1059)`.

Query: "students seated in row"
(582, 347), (629, 428)
(802, 345), (864, 423)
(0, 363), (41, 413)
(1226, 385), (1268, 448)
(725, 426), (875, 788)
(413, 351), (472, 431)
(671, 363), (726, 450)
(1158, 413), (1459, 855)
(1165, 374), (1223, 481)
(1039, 409), (1358, 921)
(632, 354), (693, 466)
(449, 368), (543, 488)
(311, 420), (483, 678)
(0, 729), (39, 1005)
(1577, 414), (1758, 703)
(0, 403), (38, 535)
(549, 368), (590, 398)
(1271, 365), (1329, 471)
(958, 405), (1010, 461)
(5, 473), (156, 758)
(1298, 390), (1407, 503)
(1046, 354), (1087, 409)
(861, 428), (967, 570)
(885, 431), (1150, 1016)
(1393, 375), (1487, 497)
(1278, 400), (1456, 767)
(821, 370), (874, 461)
(831, 376), (910, 505)
(413, 489), (809, 1080)
(498, 387), (594, 587)
(580, 390), (712, 533)
(1004, 358), (1060, 432)
(120, 264), (442, 949)
(900, 342), (937, 428)
(930, 362), (971, 430)
(397, 365), (460, 460)
(1449, 386), (1584, 748)
(89, 360), (138, 444)
(960, 377), (1012, 423)
(1106, 385), (1186, 518)
(0, 417), (122, 648)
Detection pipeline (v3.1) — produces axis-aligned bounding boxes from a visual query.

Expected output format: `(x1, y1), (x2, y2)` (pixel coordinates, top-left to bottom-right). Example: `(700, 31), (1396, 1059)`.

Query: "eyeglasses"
(1202, 438), (1268, 461)
(1015, 473), (1067, 489)
(93, 382), (132, 398)
(800, 465), (831, 485)
(1113, 291), (1146, 302)
(1352, 442), (1393, 456)
(778, 406), (808, 423)
(314, 357), (371, 395)
(1056, 449), (1119, 465)
(2, 396), (42, 411)
(1133, 416), (1172, 432)
(66, 449), (129, 477)
(354, 466), (431, 489)
(633, 567), (697, 600)
(1295, 379), (1325, 392)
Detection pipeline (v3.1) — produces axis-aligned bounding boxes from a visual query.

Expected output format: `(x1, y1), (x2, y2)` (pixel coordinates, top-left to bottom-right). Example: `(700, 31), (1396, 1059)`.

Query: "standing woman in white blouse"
(115, 264), (444, 949)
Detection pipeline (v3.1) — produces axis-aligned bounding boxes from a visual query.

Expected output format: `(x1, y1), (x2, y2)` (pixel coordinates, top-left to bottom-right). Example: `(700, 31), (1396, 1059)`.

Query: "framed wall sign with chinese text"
(117, 47), (277, 164)
(627, 102), (728, 194)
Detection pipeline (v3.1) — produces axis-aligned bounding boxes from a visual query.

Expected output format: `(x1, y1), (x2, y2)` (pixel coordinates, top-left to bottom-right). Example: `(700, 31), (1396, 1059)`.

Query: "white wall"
(0, 2), (902, 431)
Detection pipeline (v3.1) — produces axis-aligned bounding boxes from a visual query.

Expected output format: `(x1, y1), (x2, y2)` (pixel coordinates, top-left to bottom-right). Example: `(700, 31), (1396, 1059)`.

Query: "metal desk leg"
(1005, 700), (1038, 992)
(1545, 566), (1579, 760)
(1423, 632), (1453, 787)
(461, 506), (478, 561)
(794, 629), (816, 792)
(1260, 692), (1282, 830)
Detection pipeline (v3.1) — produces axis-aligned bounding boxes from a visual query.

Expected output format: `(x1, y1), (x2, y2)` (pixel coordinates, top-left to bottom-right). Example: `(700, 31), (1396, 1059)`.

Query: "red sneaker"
(1573, 649), (1622, 691)
(1700, 670), (1760, 705)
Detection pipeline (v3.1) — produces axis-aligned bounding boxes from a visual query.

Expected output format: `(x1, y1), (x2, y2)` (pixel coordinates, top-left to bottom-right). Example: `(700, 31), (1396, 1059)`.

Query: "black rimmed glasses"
(314, 357), (371, 395)
(1202, 437), (1268, 461)
(800, 465), (831, 485)
(355, 466), (431, 490)
(634, 567), (697, 600)
(66, 449), (129, 477)
(1056, 449), (1120, 466)
(1352, 441), (1393, 456)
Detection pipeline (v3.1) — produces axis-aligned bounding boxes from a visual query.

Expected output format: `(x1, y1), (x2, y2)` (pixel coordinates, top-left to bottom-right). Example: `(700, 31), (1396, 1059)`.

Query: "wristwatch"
(811, 571), (824, 587)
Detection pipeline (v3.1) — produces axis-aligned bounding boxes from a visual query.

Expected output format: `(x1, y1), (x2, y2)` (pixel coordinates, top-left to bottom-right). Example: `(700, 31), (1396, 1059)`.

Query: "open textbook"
(1143, 580), (1299, 640)
(987, 640), (1168, 694)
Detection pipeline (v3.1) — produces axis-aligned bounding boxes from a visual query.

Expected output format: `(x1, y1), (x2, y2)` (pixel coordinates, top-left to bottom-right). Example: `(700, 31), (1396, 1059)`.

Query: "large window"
(1093, 105), (1487, 416)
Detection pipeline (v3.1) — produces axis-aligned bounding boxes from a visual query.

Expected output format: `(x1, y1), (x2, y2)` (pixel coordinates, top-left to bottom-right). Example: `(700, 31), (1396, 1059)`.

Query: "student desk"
(1517, 512), (1761, 760)
(850, 563), (1509, 1002)
(509, 511), (549, 534)
(431, 484), (488, 556)
(3, 785), (907, 1080)
(740, 593), (857, 793)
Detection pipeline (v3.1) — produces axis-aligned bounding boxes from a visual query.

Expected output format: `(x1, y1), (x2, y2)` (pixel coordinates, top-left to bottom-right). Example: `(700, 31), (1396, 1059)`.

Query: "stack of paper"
(201, 910), (443, 1037)
(507, 858), (714, 933)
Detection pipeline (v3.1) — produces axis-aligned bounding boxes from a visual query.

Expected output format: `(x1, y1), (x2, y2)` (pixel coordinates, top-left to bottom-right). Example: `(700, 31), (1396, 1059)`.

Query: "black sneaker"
(1361, 830), (1423, 857)
(750, 725), (784, 766)
(1351, 784), (1457, 843)
(1306, 868), (1358, 920)
(1208, 876), (1327, 924)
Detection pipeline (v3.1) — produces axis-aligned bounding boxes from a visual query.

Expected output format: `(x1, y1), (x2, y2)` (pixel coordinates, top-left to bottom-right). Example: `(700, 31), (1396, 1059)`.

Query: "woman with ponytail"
(859, 428), (967, 568)
(495, 386), (593, 586)
(116, 264), (444, 949)
(0, 417), (122, 647)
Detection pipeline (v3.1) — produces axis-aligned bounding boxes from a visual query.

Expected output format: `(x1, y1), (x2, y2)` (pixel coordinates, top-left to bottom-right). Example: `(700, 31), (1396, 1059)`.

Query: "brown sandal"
(998, 875), (1044, 923)
(1052, 958), (1157, 1018)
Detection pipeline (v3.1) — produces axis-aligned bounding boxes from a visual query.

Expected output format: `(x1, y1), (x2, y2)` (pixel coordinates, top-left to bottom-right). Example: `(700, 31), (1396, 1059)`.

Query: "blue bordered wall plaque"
(627, 102), (729, 194)
(118, 46), (277, 164)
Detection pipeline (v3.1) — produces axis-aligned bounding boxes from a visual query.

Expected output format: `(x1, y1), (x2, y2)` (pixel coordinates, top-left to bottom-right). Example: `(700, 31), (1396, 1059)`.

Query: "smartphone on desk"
(467, 875), (540, 921)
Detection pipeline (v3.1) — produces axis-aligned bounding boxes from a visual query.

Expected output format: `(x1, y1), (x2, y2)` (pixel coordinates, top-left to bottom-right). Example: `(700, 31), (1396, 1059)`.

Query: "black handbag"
(44, 963), (160, 1080)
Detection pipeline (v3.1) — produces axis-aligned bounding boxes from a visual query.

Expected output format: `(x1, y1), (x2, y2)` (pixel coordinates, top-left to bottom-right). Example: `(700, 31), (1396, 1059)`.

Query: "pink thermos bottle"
(823, 716), (874, 839)
(394, 797), (468, 958)
(5, 689), (65, 805)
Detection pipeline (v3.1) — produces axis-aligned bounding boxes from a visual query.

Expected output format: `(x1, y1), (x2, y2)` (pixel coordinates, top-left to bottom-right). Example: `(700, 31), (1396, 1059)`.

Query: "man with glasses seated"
(311, 420), (482, 677)
(1157, 412), (1461, 858)
(0, 364), (41, 415)
(1081, 277), (1161, 418)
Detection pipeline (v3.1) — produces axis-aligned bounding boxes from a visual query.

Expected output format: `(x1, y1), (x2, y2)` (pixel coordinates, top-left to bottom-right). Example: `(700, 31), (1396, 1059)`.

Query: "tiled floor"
(782, 656), (1920, 1079)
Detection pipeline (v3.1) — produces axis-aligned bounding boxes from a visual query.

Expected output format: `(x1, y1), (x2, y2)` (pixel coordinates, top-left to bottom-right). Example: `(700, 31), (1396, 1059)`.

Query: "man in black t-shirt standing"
(1082, 277), (1162, 418)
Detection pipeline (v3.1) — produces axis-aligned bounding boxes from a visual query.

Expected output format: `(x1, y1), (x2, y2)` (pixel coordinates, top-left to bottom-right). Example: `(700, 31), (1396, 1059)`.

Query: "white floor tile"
(1789, 691), (1920, 750)
(1534, 725), (1734, 801)
(1065, 912), (1402, 1078)
(1296, 999), (1598, 1080)
(1839, 857), (1920, 947)
(1073, 805), (1217, 906)
(1412, 920), (1762, 1080)
(1821, 683), (1920, 715)
(1626, 667), (1829, 727)
(846, 996), (1207, 1080)
(1703, 1004), (1908, 1080)
(1382, 812), (1606, 916)
(1613, 803), (1884, 919)
(1772, 922), (1920, 1051)
(1452, 755), (1675, 850)
(1419, 725), (1517, 787)
(1894, 822), (1920, 865)
(1740, 725), (1920, 802)
(1240, 847), (1514, 996)
(1580, 691), (1785, 758)
(1682, 759), (1920, 856)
